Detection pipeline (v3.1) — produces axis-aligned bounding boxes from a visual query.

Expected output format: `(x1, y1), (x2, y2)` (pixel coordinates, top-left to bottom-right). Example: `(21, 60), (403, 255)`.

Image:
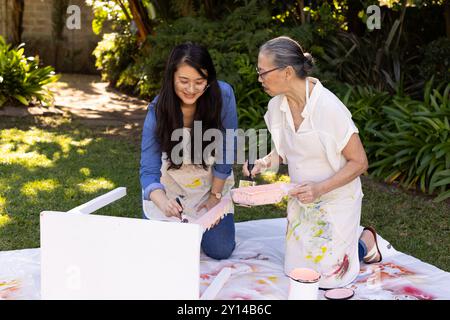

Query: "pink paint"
(399, 286), (435, 300)
(231, 183), (296, 206)
(191, 196), (233, 230)
(289, 268), (321, 283)
(200, 274), (210, 280)
(230, 293), (253, 300)
(325, 254), (350, 280)
(324, 288), (355, 300)
(0, 284), (20, 299)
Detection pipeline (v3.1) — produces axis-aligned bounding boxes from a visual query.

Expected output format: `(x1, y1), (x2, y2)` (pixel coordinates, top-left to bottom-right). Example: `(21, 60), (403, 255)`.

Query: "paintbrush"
(239, 162), (256, 188)
(175, 195), (233, 231)
(176, 197), (189, 223)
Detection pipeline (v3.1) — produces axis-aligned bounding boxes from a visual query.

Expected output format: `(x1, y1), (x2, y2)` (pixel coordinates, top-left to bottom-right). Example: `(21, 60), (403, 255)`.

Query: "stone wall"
(0, 0), (101, 74)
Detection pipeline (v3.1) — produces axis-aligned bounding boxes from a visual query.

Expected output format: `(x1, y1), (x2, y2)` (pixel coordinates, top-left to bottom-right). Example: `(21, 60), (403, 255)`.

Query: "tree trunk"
(306, 0), (312, 23)
(128, 0), (153, 44)
(151, 0), (173, 21)
(296, 0), (305, 25)
(52, 0), (69, 71)
(203, 0), (215, 19)
(445, 0), (450, 38)
(115, 0), (132, 22)
(11, 0), (24, 46)
(346, 0), (364, 36)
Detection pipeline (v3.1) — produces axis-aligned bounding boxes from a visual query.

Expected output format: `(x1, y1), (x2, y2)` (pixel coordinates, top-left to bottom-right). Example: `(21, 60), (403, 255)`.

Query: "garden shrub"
(0, 36), (59, 107)
(89, 1), (449, 201)
(341, 79), (450, 202)
(420, 37), (450, 85)
(92, 31), (138, 86)
(91, 0), (327, 132)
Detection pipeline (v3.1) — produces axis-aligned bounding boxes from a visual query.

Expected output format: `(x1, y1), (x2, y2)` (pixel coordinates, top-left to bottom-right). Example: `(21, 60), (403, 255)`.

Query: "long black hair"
(155, 42), (223, 170)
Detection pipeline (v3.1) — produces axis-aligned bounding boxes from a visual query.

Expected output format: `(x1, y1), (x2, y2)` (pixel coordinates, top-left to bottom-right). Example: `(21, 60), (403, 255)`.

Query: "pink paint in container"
(288, 268), (321, 300)
(324, 288), (355, 300)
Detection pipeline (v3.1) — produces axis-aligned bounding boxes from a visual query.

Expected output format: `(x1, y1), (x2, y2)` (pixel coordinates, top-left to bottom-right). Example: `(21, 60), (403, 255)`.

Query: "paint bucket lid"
(324, 288), (355, 300)
(288, 268), (321, 283)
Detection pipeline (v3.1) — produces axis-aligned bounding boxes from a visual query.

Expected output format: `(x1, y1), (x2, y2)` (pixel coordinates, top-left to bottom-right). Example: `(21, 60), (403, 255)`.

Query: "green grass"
(0, 118), (143, 249)
(0, 117), (449, 271)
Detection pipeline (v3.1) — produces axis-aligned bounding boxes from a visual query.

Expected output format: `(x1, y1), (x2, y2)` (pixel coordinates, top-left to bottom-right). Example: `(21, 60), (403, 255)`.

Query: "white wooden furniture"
(40, 187), (203, 300)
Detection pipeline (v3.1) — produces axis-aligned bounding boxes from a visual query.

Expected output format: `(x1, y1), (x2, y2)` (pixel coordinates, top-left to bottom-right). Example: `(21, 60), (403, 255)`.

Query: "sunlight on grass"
(0, 128), (93, 169)
(0, 142), (54, 168)
(0, 194), (11, 226)
(36, 115), (72, 127)
(77, 178), (115, 193)
(274, 198), (288, 210)
(20, 179), (59, 197)
(0, 195), (7, 216)
(71, 138), (93, 147)
(0, 214), (11, 228)
(260, 171), (291, 184)
(79, 167), (91, 176)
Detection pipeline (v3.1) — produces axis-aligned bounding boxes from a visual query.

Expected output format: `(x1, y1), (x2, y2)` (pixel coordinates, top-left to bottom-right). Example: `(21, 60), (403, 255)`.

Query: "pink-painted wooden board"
(231, 183), (297, 206)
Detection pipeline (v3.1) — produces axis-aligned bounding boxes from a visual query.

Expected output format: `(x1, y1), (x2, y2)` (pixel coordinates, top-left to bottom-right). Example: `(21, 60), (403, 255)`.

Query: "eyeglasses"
(256, 66), (285, 79)
(175, 80), (209, 93)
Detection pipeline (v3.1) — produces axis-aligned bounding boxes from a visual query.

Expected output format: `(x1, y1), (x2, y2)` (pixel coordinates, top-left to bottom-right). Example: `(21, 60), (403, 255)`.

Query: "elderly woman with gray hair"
(243, 36), (383, 289)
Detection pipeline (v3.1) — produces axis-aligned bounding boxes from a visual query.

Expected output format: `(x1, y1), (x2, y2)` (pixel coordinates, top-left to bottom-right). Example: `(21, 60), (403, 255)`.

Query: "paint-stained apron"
(283, 82), (362, 289)
(143, 128), (235, 222)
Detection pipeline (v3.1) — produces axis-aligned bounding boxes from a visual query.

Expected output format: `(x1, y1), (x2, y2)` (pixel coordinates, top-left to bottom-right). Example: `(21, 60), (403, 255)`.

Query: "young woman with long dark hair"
(140, 43), (237, 260)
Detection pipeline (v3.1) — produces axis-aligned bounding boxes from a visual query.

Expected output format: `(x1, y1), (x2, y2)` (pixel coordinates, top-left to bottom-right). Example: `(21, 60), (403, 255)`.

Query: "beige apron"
(143, 128), (235, 222)
(283, 80), (362, 289)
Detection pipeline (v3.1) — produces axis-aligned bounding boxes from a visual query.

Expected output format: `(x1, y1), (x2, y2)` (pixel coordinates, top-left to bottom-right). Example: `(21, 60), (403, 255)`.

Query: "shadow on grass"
(0, 121), (142, 251)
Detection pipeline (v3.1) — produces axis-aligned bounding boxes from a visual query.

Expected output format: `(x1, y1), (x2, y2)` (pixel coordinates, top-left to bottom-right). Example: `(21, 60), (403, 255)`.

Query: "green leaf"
(433, 190), (450, 202)
(0, 94), (7, 107)
(13, 94), (29, 105)
(432, 177), (450, 188)
(384, 19), (401, 54)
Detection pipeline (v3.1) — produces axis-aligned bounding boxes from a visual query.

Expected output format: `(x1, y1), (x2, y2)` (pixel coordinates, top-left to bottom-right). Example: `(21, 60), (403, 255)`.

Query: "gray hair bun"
(260, 36), (314, 79)
(302, 52), (314, 75)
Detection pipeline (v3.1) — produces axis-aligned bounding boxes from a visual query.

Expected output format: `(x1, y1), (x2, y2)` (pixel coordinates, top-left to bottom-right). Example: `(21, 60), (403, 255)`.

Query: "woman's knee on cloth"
(201, 213), (236, 260)
(202, 238), (235, 260)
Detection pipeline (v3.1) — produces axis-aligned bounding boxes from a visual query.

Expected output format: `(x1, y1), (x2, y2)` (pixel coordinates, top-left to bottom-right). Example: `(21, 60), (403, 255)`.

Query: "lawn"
(0, 117), (449, 271)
